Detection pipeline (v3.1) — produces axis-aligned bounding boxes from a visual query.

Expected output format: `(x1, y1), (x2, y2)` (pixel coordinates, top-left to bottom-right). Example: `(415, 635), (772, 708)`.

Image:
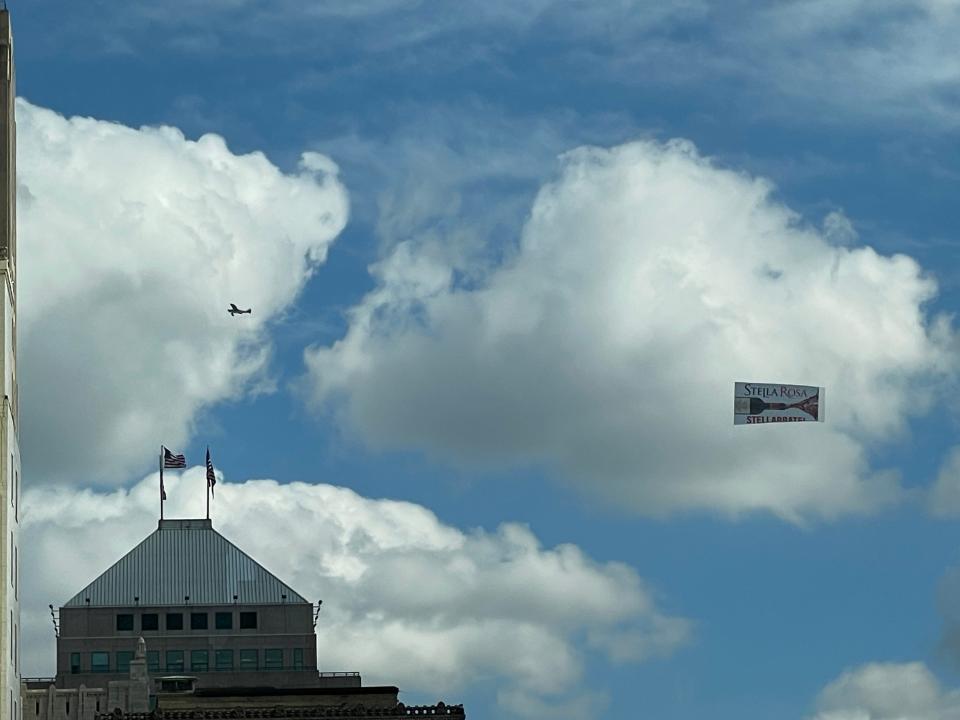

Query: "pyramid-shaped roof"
(65, 519), (308, 607)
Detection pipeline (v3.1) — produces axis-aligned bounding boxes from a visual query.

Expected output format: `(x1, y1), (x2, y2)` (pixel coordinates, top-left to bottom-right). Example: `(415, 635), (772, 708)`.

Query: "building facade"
(0, 10), (20, 720)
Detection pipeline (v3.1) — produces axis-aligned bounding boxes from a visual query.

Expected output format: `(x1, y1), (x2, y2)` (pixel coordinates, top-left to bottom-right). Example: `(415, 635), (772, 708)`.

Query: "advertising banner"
(734, 382), (824, 425)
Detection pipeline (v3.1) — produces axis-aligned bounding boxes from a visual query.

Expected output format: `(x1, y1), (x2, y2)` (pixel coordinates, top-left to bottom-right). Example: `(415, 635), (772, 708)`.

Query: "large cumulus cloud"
(21, 472), (690, 718)
(18, 100), (348, 484)
(304, 139), (954, 521)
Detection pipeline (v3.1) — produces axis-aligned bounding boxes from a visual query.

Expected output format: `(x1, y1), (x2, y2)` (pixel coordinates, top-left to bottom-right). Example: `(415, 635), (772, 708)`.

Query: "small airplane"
(228, 303), (252, 316)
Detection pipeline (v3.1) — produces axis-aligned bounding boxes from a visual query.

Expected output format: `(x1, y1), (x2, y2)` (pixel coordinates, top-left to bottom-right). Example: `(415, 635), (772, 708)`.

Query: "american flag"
(206, 446), (216, 498)
(163, 447), (186, 469)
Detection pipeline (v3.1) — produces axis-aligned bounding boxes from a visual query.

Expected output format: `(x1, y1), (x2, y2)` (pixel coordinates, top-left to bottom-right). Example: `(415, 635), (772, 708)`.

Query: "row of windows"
(117, 611), (257, 632)
(71, 648), (304, 673)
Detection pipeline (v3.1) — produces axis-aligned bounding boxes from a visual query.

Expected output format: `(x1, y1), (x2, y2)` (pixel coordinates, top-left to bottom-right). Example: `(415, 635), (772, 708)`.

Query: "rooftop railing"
(95, 703), (466, 719)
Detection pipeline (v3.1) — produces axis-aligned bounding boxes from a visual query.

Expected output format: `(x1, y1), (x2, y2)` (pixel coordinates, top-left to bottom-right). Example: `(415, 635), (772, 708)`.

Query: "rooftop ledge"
(158, 519), (213, 530)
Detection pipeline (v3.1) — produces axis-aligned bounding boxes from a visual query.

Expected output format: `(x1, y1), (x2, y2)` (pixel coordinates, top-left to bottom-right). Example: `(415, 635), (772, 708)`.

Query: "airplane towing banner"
(734, 382), (824, 425)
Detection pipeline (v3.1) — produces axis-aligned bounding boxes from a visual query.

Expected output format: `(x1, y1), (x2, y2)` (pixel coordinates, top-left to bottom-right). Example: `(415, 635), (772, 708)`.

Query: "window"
(215, 612), (233, 630)
(165, 650), (184, 672)
(91, 652), (109, 673)
(140, 613), (158, 631)
(239, 612), (257, 629)
(190, 612), (208, 630)
(215, 649), (234, 671)
(239, 649), (257, 670)
(264, 649), (283, 670)
(166, 613), (183, 631)
(70, 653), (80, 674)
(116, 614), (133, 631)
(190, 650), (208, 672)
(146, 651), (160, 672)
(116, 651), (133, 673)
(293, 648), (303, 671)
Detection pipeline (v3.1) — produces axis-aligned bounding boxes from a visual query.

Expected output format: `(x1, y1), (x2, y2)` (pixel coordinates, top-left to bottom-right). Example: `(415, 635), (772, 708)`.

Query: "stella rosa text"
(740, 384), (814, 399)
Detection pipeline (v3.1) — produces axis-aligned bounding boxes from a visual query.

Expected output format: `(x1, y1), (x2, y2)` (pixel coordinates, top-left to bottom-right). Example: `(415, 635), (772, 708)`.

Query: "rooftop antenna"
(48, 604), (59, 639)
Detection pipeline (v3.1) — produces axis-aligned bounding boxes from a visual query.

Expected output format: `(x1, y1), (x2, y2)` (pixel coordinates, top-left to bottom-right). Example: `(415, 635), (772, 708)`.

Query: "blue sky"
(13, 1), (960, 718)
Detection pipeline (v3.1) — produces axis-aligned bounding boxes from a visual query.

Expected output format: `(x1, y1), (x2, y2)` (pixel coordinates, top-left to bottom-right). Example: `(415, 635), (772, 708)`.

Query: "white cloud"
(729, 1), (960, 127)
(21, 471), (690, 716)
(311, 102), (633, 251)
(34, 0), (960, 132)
(823, 211), (858, 246)
(497, 687), (610, 720)
(809, 662), (960, 720)
(17, 100), (349, 484)
(304, 139), (954, 521)
(927, 446), (960, 516)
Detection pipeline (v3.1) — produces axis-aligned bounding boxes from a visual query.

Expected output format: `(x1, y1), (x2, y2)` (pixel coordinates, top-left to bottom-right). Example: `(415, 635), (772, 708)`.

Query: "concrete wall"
(23, 658), (150, 720)
(57, 605), (317, 690)
(23, 686), (107, 720)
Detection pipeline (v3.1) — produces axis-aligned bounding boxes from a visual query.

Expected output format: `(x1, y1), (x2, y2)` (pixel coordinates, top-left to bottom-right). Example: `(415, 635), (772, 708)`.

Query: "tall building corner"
(0, 8), (20, 720)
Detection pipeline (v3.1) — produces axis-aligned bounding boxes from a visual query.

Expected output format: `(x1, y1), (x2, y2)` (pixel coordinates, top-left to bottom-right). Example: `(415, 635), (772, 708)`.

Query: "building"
(24, 519), (464, 719)
(54, 519), (324, 692)
(0, 9), (20, 720)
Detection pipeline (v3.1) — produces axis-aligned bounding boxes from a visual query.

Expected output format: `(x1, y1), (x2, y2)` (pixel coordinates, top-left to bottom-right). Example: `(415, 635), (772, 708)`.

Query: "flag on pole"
(160, 476), (167, 501)
(206, 446), (216, 498)
(163, 447), (186, 468)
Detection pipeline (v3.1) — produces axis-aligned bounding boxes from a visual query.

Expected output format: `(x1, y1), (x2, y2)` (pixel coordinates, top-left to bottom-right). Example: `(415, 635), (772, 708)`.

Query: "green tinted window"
(239, 649), (257, 670)
(215, 649), (234, 670)
(165, 650), (184, 672)
(70, 653), (81, 674)
(190, 650), (208, 671)
(116, 651), (133, 673)
(264, 649), (282, 669)
(91, 652), (109, 673)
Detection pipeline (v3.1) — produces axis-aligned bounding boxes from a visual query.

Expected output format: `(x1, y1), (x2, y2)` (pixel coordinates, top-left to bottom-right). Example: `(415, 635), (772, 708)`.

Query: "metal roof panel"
(64, 519), (308, 607)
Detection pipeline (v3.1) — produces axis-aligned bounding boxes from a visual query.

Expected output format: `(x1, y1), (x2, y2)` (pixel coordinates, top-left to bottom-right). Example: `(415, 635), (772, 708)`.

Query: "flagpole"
(159, 446), (164, 521)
